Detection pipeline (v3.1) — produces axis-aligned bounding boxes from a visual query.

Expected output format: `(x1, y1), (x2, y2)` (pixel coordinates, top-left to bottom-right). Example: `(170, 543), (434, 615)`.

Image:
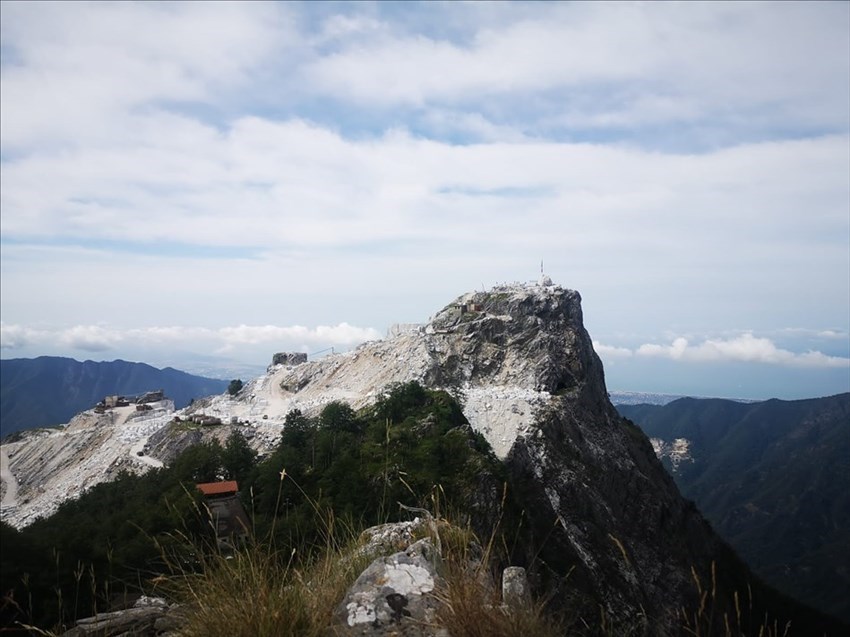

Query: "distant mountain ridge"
(0, 356), (229, 438)
(618, 393), (850, 623)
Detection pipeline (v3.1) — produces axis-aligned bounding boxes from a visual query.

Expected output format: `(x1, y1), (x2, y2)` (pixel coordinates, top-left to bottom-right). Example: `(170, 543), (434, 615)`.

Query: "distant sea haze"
(607, 390), (758, 406)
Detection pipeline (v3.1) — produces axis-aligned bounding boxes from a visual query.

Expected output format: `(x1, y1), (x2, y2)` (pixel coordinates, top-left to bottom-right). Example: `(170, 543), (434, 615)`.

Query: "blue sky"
(1, 1), (848, 399)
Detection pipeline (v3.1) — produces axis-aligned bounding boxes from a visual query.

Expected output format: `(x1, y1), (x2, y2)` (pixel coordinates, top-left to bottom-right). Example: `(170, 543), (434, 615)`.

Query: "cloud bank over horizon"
(2, 1), (848, 399)
(4, 321), (846, 371)
(594, 334), (850, 369)
(2, 318), (847, 400)
(1, 321), (382, 357)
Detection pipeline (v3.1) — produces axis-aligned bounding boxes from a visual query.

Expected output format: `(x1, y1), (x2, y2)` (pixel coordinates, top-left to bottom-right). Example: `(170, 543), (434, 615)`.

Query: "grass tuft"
(434, 559), (563, 637)
(162, 532), (370, 637)
(682, 562), (791, 637)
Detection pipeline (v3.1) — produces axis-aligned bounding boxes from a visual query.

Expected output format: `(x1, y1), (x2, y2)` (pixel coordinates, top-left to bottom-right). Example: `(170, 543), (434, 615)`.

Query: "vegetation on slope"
(619, 393), (850, 623)
(0, 382), (509, 633)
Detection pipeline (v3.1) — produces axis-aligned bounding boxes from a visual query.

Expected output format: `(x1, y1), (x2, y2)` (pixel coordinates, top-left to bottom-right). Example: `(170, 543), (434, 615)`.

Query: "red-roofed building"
(196, 480), (239, 497)
(196, 480), (250, 550)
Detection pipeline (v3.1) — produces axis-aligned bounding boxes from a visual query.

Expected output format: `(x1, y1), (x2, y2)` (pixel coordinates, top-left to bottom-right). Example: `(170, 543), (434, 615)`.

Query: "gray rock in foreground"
(332, 537), (446, 637)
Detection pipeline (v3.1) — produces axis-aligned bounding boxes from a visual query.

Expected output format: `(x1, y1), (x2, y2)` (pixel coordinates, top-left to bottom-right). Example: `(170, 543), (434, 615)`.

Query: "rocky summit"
(1, 281), (836, 634)
(190, 281), (606, 461)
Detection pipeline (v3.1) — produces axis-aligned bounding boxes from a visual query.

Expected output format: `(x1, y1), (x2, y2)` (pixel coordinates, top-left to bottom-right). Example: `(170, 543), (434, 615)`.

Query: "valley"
(620, 394), (850, 623)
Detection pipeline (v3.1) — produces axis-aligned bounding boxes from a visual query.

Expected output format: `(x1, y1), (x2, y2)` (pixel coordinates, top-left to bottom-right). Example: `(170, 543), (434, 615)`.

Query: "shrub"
(227, 379), (243, 396)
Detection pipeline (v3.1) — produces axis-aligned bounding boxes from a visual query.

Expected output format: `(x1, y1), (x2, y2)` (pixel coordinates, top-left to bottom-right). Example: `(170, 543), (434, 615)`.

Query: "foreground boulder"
(331, 518), (539, 637)
(332, 537), (444, 636)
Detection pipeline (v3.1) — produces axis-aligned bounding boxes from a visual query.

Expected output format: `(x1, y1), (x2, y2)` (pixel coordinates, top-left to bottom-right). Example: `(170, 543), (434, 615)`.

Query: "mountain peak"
(422, 282), (608, 412)
(199, 281), (608, 459)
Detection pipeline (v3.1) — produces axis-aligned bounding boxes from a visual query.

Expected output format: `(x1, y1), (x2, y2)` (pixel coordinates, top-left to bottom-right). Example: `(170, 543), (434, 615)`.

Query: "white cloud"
(216, 323), (380, 347)
(304, 8), (648, 104)
(60, 325), (124, 352)
(419, 109), (531, 143)
(314, 13), (385, 44)
(0, 322), (381, 356)
(1, 124), (847, 373)
(303, 3), (849, 133)
(0, 1), (295, 150)
(0, 323), (43, 350)
(3, 117), (847, 254)
(818, 330), (848, 340)
(592, 341), (633, 359)
(776, 328), (849, 340)
(634, 334), (849, 369)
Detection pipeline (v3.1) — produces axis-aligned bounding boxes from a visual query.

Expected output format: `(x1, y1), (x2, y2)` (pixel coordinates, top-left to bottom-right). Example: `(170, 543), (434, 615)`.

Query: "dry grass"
(162, 535), (371, 637)
(434, 560), (564, 637)
(424, 496), (566, 637)
(165, 485), (565, 637)
(681, 563), (791, 637)
(160, 477), (373, 637)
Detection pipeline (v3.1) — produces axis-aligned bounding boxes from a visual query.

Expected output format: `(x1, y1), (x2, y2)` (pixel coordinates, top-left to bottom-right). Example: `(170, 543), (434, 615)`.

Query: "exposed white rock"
(649, 437), (694, 472)
(1, 402), (175, 528)
(0, 446), (18, 509)
(188, 282), (572, 459)
(336, 538), (441, 633)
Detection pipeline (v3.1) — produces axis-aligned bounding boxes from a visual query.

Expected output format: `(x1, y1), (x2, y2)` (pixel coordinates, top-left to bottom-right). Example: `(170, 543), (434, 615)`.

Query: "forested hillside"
(619, 393), (850, 622)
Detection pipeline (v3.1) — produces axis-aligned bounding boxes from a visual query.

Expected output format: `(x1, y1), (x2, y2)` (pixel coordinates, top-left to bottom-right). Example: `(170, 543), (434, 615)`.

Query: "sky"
(1, 1), (848, 400)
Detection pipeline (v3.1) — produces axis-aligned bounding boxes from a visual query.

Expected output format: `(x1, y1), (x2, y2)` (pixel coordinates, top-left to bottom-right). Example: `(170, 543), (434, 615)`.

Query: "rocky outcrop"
(271, 351), (307, 367)
(333, 537), (444, 636)
(649, 436), (694, 473)
(410, 285), (719, 632)
(332, 519), (536, 637)
(501, 567), (531, 609)
(288, 283), (736, 634)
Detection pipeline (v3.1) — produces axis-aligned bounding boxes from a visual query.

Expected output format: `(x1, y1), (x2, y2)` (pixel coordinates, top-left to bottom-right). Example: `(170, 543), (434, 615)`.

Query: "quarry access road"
(0, 446), (18, 508)
(129, 437), (163, 468)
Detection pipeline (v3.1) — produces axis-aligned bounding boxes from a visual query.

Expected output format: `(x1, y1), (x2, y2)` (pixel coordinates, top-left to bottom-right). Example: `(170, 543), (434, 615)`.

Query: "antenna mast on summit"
(538, 258), (552, 286)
